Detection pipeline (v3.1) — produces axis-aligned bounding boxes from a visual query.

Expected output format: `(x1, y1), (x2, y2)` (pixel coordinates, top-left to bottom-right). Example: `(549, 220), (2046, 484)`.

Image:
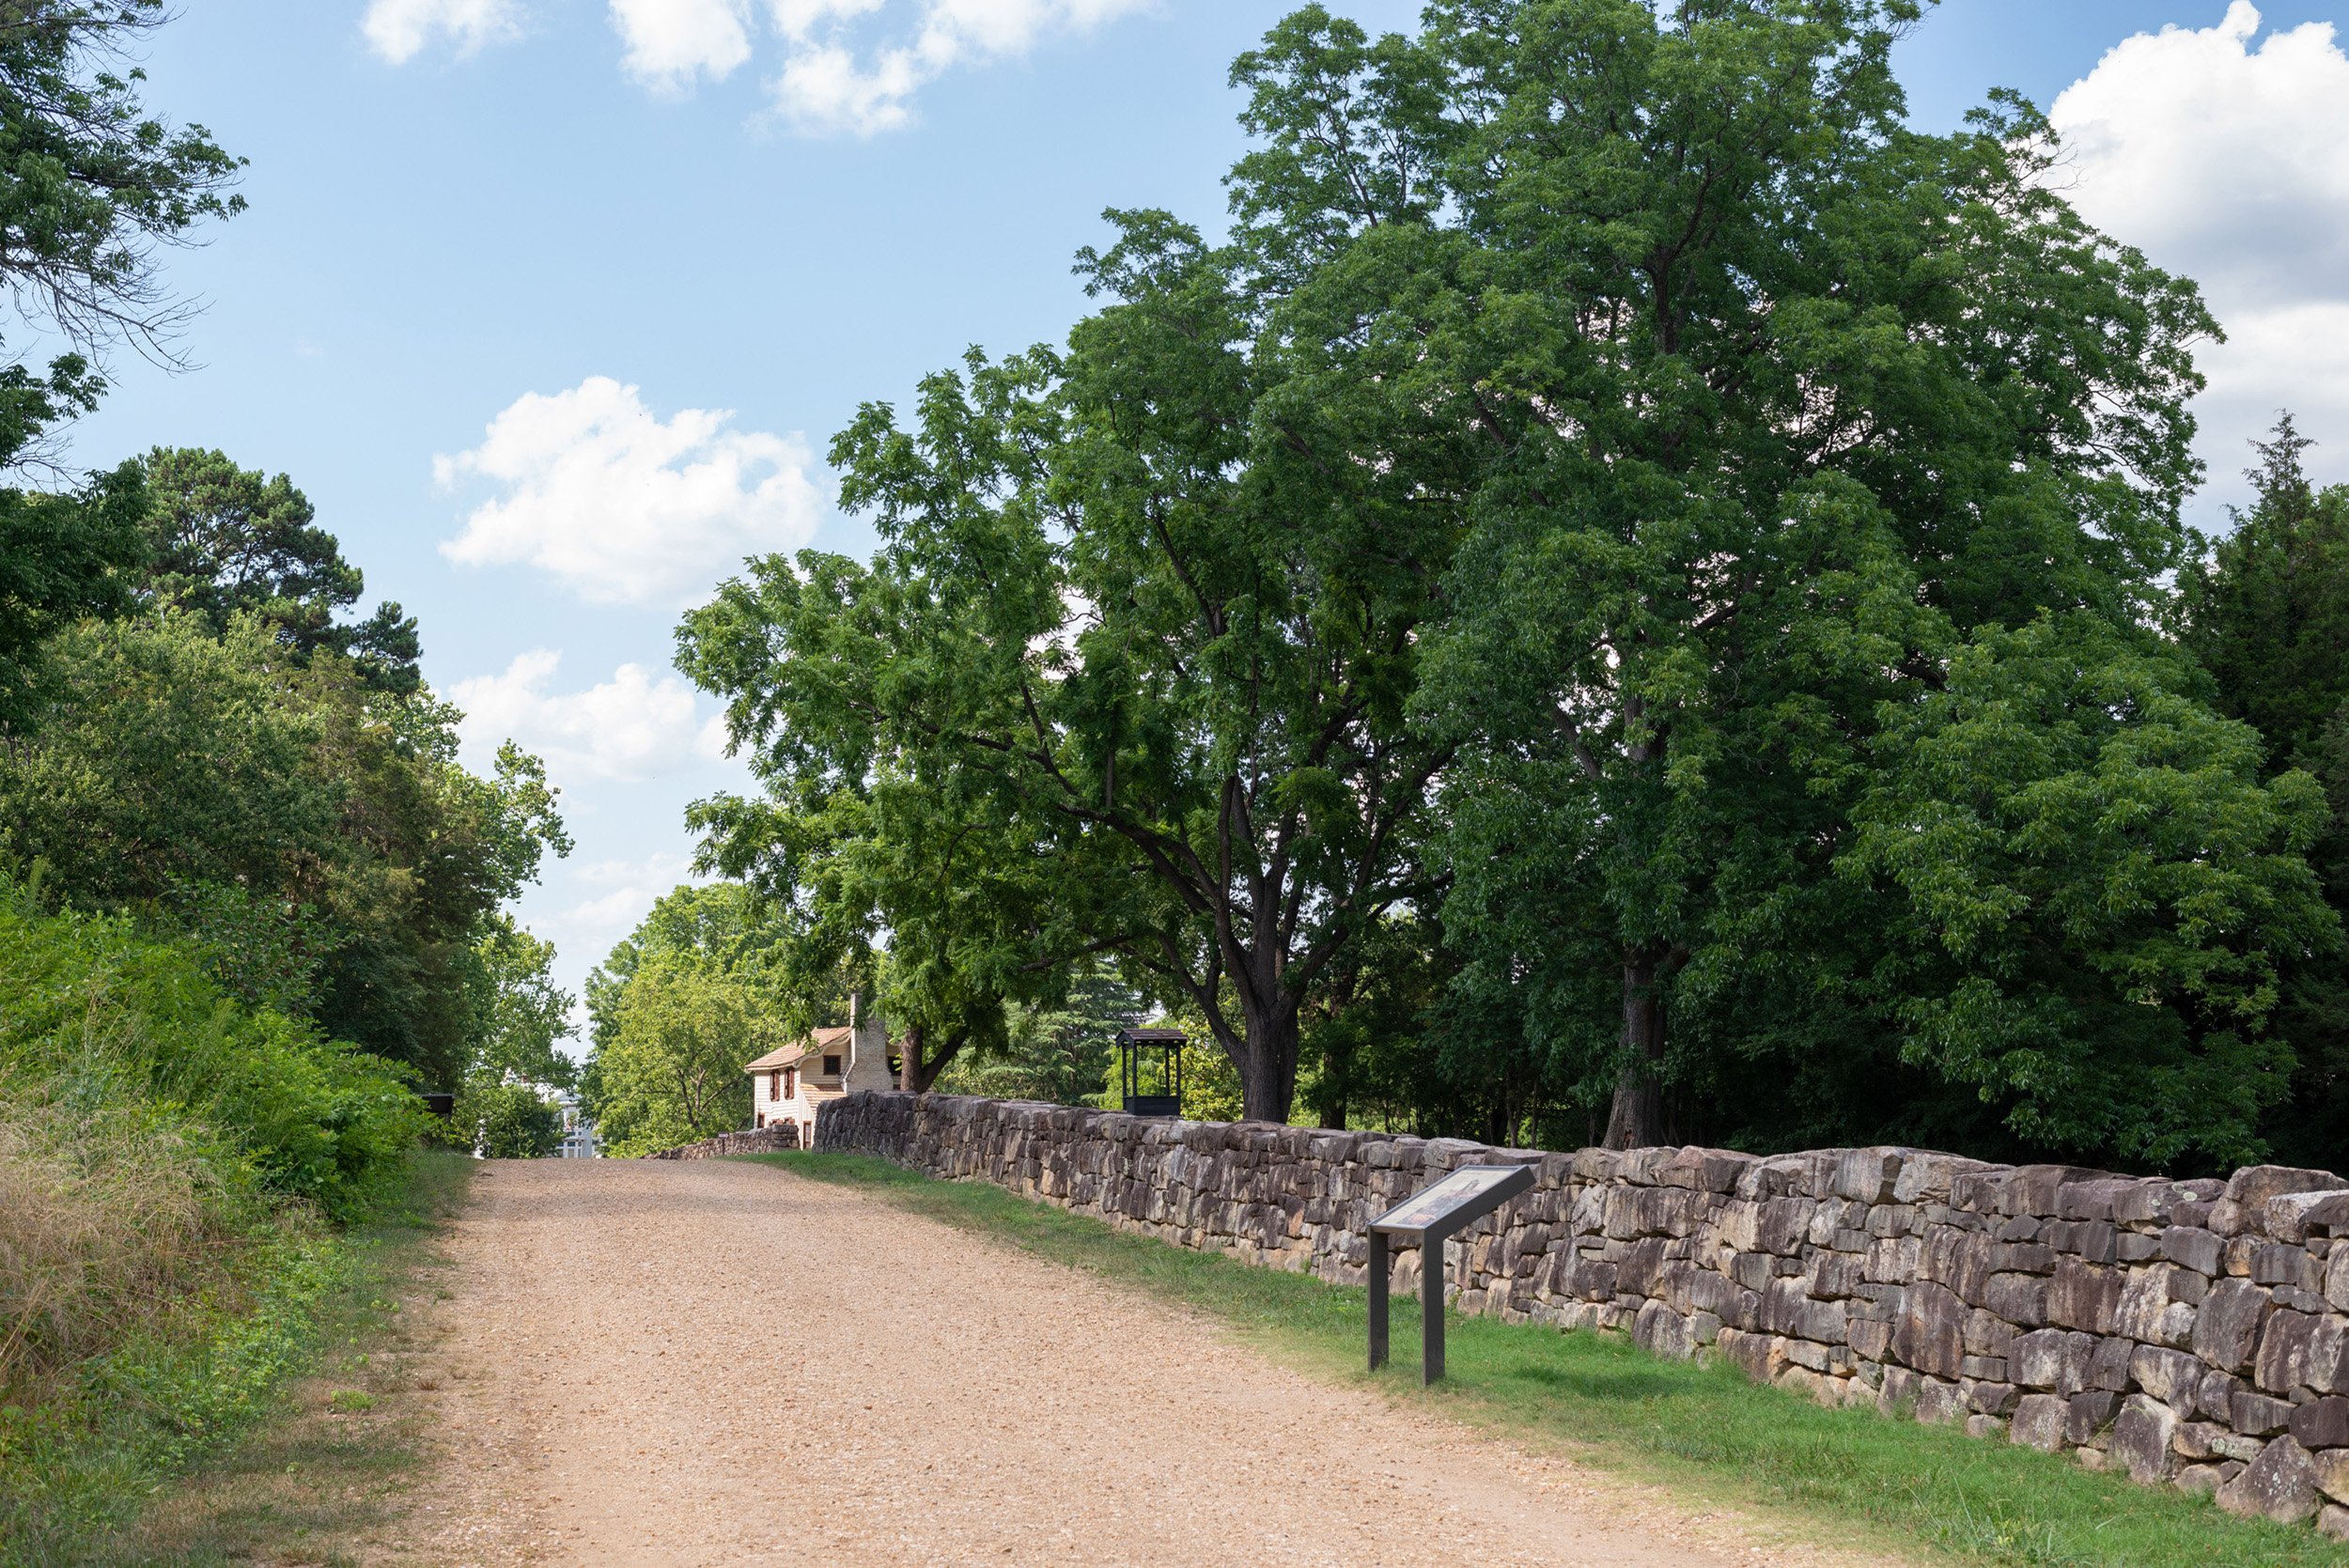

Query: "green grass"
(3, 1148), (473, 1567)
(752, 1149), (2349, 1568)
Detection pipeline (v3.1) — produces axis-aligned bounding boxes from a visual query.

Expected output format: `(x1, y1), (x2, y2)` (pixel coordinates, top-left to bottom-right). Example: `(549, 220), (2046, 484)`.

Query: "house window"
(785, 1067), (796, 1096)
(756, 1112), (767, 1128)
(822, 1054), (841, 1077)
(769, 1068), (782, 1097)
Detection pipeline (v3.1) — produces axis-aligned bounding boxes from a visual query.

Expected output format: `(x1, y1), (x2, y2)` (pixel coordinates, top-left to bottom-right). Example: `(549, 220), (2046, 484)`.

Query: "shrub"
(463, 1081), (562, 1158)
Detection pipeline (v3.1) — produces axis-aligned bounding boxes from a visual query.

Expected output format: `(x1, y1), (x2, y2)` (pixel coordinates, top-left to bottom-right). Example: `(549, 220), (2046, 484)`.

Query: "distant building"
(553, 1092), (602, 1158)
(745, 997), (894, 1144)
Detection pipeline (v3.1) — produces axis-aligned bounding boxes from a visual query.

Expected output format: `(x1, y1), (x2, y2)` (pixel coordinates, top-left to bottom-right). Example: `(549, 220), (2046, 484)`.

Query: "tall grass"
(0, 881), (433, 1559)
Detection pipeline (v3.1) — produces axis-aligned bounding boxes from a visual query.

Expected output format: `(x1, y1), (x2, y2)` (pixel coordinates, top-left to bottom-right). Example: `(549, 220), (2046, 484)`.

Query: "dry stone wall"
(649, 1124), (801, 1159)
(818, 1090), (2349, 1536)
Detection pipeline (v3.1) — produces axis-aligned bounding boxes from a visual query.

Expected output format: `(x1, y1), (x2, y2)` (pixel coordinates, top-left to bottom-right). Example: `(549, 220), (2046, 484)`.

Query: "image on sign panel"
(1374, 1166), (1523, 1233)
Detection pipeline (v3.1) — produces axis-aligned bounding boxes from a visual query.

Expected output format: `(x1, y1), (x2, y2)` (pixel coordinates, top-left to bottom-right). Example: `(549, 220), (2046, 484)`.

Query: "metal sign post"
(1366, 1162), (1536, 1384)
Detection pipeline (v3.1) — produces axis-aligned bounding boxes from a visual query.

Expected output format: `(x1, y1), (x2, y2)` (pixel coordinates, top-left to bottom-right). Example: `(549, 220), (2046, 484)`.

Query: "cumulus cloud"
(437, 377), (822, 606)
(2049, 2), (2349, 497)
(611, 0), (754, 90)
(362, 0), (524, 62)
(768, 0), (1153, 135)
(453, 649), (730, 784)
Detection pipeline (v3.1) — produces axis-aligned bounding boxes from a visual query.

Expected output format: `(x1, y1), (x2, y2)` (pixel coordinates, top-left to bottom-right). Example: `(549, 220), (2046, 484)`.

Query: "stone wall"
(817, 1090), (2349, 1535)
(649, 1124), (801, 1159)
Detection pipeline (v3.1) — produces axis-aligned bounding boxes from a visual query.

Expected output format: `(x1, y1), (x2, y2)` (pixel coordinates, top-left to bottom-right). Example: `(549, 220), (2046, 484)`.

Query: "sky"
(50, 0), (2349, 1055)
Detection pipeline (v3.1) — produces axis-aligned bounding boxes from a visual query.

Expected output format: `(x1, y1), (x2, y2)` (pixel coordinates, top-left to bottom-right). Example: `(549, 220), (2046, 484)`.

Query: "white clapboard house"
(744, 999), (894, 1144)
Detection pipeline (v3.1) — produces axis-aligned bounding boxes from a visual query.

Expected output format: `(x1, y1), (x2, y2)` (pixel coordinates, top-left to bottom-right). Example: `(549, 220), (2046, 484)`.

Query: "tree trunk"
(1602, 947), (1669, 1150)
(1233, 1005), (1300, 1124)
(898, 1024), (957, 1094)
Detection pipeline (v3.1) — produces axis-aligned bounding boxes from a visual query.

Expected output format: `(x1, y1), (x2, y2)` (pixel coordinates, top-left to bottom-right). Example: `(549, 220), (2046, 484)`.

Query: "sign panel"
(1371, 1164), (1531, 1236)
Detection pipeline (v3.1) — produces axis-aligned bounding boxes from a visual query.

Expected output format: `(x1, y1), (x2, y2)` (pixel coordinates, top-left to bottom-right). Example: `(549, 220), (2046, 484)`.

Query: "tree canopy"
(133, 446), (422, 694)
(675, 0), (2340, 1173)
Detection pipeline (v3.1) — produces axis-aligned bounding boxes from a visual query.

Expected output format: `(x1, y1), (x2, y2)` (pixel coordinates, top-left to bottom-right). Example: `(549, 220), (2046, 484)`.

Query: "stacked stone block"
(817, 1091), (2349, 1537)
(650, 1123), (801, 1159)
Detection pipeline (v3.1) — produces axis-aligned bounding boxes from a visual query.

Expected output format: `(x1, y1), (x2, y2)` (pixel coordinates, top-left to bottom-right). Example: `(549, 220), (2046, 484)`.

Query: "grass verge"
(754, 1149), (2349, 1568)
(3, 1148), (473, 1567)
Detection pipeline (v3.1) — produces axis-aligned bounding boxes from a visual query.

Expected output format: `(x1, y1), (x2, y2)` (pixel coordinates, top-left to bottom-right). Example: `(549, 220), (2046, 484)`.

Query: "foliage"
(461, 1080), (562, 1159)
(1842, 616), (2332, 1169)
(0, 887), (427, 1223)
(2178, 417), (2349, 1166)
(939, 965), (1144, 1105)
(132, 446), (421, 694)
(582, 880), (801, 1057)
(0, 610), (571, 1088)
(0, 1), (244, 375)
(587, 954), (772, 1157)
(461, 915), (574, 1090)
(0, 462), (144, 725)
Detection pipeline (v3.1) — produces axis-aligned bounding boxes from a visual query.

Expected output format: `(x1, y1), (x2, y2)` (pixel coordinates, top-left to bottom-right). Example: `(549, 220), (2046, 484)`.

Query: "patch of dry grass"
(3, 1151), (470, 1567)
(0, 1092), (262, 1410)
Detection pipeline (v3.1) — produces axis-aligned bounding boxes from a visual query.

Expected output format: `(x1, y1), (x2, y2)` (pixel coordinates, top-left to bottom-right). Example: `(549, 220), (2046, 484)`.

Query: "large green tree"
(683, 215), (1462, 1122)
(1260, 0), (2319, 1158)
(0, 611), (571, 1087)
(589, 955), (770, 1156)
(133, 446), (421, 694)
(2178, 418), (2349, 1165)
(0, 1), (243, 723)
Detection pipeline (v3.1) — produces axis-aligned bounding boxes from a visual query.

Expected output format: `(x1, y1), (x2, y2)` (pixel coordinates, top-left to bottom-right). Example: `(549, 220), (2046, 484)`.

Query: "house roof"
(744, 1025), (854, 1074)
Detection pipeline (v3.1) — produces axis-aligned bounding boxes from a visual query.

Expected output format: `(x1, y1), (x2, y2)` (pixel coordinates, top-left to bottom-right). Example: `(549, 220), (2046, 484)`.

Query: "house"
(745, 997), (894, 1144)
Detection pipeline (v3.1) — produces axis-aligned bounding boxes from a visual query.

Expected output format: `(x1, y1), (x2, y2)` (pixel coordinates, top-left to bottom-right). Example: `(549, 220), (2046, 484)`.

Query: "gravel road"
(394, 1158), (1901, 1568)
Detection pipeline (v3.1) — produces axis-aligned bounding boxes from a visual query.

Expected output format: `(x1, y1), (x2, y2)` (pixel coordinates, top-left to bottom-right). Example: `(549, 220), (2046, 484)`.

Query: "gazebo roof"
(1115, 1027), (1187, 1044)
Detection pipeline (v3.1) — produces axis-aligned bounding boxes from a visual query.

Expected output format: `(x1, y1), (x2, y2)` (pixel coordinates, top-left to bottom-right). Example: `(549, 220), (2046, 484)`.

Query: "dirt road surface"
(388, 1158), (1899, 1568)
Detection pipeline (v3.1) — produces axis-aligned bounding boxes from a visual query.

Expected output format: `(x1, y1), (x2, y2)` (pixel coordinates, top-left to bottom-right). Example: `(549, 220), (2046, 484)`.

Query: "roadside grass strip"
(5, 1149), (473, 1568)
(754, 1150), (2349, 1568)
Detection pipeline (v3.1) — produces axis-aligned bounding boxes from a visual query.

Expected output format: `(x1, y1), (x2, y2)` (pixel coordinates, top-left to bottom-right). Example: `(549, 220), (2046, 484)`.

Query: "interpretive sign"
(1367, 1161), (1535, 1384)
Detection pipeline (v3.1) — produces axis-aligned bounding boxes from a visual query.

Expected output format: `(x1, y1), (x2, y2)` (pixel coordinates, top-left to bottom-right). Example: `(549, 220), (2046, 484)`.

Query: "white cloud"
(437, 376), (822, 606)
(611, 0), (754, 91)
(453, 649), (730, 785)
(558, 851), (704, 953)
(362, 0), (524, 63)
(770, 0), (1154, 135)
(2050, 2), (2349, 498)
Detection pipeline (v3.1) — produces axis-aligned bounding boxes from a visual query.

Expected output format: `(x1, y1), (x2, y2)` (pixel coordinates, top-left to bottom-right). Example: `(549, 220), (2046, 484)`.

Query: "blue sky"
(53, 1), (2349, 1048)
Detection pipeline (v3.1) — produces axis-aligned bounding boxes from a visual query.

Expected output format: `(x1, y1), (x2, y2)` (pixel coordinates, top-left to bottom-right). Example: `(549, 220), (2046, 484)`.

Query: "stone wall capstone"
(649, 1123), (801, 1159)
(816, 1090), (2349, 1537)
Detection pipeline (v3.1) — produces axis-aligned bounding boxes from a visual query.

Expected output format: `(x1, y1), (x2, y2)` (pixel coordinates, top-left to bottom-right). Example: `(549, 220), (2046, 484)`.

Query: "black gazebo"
(1115, 1027), (1186, 1117)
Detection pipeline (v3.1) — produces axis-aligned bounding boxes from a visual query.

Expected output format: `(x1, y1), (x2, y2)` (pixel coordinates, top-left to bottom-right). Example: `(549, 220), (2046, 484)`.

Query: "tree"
(1221, 0), (2222, 1149)
(0, 465), (143, 726)
(2177, 417), (2349, 1165)
(132, 447), (421, 694)
(465, 1079), (562, 1159)
(935, 965), (1145, 1105)
(588, 955), (769, 1157)
(0, 1), (243, 722)
(582, 881), (813, 1054)
(676, 682), (1065, 1093)
(462, 915), (575, 1090)
(682, 210), (1460, 1123)
(0, 610), (571, 1088)
(1841, 615), (2331, 1171)
(0, 3), (244, 374)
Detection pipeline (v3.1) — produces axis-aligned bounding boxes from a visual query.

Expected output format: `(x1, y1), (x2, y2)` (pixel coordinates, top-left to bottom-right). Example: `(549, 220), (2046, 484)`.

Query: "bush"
(464, 1081), (562, 1158)
(0, 886), (426, 1224)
